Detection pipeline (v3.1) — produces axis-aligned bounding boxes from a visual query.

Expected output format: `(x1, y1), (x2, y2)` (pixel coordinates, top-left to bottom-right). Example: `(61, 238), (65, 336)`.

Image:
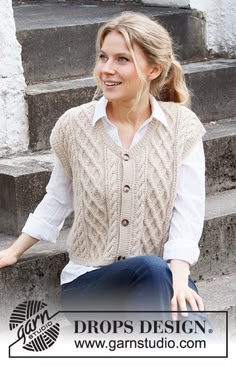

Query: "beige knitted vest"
(50, 100), (205, 266)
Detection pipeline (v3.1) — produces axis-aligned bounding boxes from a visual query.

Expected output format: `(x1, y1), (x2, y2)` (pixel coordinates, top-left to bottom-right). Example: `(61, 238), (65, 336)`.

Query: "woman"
(0, 12), (206, 319)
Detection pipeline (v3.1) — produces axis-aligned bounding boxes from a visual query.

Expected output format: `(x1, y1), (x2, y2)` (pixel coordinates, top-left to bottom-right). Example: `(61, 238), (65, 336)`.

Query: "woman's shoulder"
(158, 101), (199, 121)
(158, 101), (205, 131)
(158, 101), (206, 138)
(50, 100), (97, 144)
(157, 102), (205, 158)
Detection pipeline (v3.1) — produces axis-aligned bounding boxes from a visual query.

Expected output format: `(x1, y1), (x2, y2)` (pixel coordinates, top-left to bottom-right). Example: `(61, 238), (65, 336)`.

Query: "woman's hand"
(171, 281), (204, 321)
(0, 233), (38, 269)
(170, 259), (204, 320)
(0, 247), (19, 268)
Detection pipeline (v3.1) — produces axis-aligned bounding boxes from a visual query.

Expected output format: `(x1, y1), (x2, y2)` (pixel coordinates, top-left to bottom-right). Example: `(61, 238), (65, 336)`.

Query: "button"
(123, 185), (130, 193)
(121, 219), (129, 226)
(123, 153), (129, 161)
(118, 256), (126, 261)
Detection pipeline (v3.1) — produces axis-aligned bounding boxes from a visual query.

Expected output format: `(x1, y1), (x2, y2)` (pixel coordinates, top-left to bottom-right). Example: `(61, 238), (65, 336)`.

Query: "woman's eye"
(119, 57), (129, 63)
(99, 54), (107, 61)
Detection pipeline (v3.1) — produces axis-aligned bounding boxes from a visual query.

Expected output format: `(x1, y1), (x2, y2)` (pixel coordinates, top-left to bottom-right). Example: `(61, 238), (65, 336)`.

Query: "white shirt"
(22, 96), (205, 285)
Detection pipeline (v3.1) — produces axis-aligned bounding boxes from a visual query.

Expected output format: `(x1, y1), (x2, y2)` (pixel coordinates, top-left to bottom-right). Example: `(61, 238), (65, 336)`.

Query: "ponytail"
(151, 58), (191, 107)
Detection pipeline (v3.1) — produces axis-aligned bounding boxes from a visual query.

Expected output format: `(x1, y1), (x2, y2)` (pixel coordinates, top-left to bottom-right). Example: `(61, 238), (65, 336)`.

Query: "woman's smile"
(103, 80), (122, 88)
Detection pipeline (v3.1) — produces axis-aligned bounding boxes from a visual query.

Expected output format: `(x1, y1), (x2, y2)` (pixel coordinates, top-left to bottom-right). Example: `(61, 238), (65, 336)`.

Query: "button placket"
(117, 152), (134, 260)
(121, 152), (131, 194)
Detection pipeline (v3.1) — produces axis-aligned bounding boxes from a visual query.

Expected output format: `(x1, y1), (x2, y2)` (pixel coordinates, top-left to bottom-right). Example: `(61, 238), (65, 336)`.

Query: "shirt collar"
(92, 95), (169, 129)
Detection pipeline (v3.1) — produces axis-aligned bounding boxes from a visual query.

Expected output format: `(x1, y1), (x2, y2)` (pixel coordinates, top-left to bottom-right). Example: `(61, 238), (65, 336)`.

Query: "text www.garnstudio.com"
(74, 338), (206, 351)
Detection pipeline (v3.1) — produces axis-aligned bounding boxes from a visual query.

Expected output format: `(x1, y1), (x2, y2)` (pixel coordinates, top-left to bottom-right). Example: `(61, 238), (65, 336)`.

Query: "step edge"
(26, 58), (236, 94)
(205, 189), (236, 220)
(14, 4), (197, 32)
(204, 118), (236, 141)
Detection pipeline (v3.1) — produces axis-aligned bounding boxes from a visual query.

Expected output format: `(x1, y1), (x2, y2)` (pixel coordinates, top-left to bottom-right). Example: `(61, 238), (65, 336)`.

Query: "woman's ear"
(148, 64), (163, 81)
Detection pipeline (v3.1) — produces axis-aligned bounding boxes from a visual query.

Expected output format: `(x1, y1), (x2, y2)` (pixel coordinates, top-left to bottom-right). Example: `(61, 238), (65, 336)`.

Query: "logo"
(9, 300), (60, 352)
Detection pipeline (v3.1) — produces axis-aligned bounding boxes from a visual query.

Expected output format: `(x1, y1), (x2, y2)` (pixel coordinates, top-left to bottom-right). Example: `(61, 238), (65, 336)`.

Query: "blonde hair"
(93, 11), (190, 107)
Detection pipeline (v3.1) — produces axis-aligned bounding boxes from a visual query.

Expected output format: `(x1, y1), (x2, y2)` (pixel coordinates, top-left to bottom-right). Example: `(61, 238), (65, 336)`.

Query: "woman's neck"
(106, 95), (152, 131)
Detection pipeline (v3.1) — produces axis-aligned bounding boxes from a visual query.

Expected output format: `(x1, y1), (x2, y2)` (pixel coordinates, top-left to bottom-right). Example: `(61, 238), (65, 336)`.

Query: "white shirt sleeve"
(22, 158), (74, 243)
(163, 141), (205, 266)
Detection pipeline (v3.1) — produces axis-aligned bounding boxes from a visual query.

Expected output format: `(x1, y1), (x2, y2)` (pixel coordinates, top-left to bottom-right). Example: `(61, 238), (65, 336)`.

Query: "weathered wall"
(190, 0), (236, 56)
(0, 0), (27, 157)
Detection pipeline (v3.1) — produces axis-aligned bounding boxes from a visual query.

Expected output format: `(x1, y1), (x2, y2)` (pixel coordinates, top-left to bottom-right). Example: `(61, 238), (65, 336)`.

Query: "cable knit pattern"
(50, 100), (206, 266)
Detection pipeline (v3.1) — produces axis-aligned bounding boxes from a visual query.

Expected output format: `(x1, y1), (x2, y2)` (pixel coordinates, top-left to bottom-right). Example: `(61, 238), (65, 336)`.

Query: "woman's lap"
(61, 256), (199, 315)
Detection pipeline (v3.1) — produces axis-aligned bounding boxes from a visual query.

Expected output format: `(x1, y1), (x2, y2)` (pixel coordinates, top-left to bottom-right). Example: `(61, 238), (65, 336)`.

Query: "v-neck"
(96, 117), (158, 158)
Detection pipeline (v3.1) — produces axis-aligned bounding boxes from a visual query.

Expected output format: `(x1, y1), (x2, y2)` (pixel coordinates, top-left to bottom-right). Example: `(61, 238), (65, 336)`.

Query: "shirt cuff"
(22, 213), (62, 244)
(163, 239), (200, 266)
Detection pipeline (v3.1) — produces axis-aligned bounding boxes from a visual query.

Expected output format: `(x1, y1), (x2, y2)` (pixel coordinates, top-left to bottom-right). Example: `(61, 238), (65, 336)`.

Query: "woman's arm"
(0, 158), (73, 268)
(163, 140), (205, 319)
(21, 158), (73, 243)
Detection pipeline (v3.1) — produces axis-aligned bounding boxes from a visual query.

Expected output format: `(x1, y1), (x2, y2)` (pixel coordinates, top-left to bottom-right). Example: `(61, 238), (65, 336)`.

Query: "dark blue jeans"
(61, 256), (203, 320)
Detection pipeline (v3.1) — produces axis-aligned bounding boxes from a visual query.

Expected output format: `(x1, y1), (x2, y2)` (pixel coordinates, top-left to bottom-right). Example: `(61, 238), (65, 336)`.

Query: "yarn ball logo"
(9, 300), (60, 352)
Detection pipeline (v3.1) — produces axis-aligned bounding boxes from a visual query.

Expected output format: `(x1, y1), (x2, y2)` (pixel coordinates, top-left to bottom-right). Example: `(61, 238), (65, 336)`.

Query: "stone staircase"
(0, 1), (235, 330)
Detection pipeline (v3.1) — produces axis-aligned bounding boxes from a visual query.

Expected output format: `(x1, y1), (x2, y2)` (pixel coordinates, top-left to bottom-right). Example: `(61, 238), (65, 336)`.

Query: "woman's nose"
(102, 59), (115, 74)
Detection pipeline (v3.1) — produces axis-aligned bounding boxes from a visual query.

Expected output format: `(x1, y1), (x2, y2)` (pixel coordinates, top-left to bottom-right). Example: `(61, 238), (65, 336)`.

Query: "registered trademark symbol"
(208, 328), (213, 334)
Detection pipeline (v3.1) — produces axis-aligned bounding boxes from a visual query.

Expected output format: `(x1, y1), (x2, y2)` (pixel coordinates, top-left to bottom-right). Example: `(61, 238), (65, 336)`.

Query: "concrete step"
(183, 59), (236, 123)
(197, 273), (236, 313)
(13, 2), (207, 84)
(196, 273), (236, 336)
(204, 118), (236, 195)
(0, 228), (69, 326)
(192, 189), (236, 281)
(27, 77), (96, 151)
(13, 0), (142, 4)
(26, 59), (236, 151)
(0, 151), (54, 235)
(0, 121), (235, 235)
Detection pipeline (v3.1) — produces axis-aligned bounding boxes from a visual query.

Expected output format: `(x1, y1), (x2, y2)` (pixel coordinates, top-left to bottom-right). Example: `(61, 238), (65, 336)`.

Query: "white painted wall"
(190, 0), (236, 55)
(143, 0), (236, 55)
(0, 0), (28, 158)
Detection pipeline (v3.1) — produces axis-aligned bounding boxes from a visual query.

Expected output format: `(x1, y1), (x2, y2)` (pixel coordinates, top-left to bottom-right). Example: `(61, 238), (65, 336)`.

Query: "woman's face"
(95, 31), (155, 104)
